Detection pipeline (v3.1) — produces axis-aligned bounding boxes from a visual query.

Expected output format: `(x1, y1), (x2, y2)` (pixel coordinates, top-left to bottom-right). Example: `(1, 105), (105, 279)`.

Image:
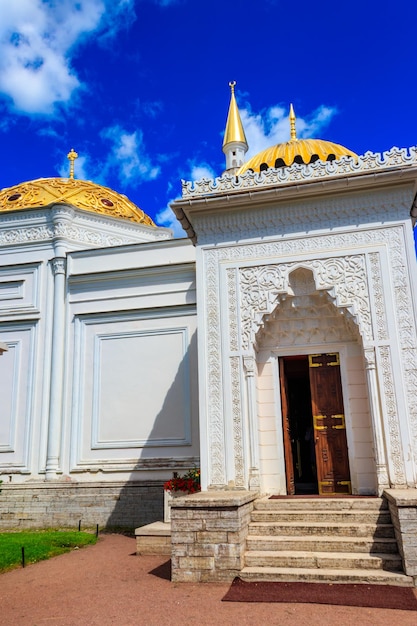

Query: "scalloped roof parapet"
(181, 146), (417, 199)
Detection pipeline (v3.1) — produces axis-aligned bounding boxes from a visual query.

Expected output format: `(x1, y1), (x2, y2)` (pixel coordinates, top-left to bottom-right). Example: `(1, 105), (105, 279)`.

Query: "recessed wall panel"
(0, 264), (40, 315)
(0, 325), (36, 469)
(92, 329), (189, 447)
(71, 310), (198, 471)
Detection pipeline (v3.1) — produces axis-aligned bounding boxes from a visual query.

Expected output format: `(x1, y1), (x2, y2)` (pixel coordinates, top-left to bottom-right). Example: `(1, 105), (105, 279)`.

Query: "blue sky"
(0, 0), (416, 244)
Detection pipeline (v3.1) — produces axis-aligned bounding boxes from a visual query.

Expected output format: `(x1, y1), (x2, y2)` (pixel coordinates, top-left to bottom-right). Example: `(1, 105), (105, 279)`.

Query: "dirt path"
(0, 534), (416, 626)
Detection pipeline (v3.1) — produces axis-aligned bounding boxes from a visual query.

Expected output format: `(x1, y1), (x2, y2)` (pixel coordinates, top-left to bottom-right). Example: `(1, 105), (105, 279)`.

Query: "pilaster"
(45, 256), (67, 480)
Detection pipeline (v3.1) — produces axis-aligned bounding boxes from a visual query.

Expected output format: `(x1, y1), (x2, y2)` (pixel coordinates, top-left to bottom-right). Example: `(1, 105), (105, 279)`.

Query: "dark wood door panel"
(309, 353), (351, 495)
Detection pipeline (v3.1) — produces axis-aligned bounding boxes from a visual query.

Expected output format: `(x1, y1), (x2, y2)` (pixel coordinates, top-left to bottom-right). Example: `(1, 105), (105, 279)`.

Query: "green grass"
(0, 530), (97, 573)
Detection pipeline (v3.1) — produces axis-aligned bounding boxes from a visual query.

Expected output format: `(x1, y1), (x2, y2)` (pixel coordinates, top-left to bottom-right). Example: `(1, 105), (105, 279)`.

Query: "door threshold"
(269, 494), (378, 499)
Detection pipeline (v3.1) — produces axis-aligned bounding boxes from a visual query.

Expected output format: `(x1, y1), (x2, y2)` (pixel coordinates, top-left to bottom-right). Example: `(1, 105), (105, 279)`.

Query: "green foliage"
(0, 530), (97, 573)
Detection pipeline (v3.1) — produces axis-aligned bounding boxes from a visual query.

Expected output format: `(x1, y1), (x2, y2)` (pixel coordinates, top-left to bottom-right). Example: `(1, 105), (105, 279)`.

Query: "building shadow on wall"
(105, 329), (199, 531)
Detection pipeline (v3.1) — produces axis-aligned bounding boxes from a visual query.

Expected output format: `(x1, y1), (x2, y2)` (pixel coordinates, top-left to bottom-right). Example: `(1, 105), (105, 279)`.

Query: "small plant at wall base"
(164, 468), (200, 493)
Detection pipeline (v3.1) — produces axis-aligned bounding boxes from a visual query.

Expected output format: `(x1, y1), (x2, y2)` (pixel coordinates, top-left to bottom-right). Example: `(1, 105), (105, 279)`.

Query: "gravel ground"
(0, 534), (416, 626)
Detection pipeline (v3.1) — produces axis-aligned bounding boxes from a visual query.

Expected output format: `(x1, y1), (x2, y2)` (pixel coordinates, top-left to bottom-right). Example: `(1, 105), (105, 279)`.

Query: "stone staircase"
(240, 496), (413, 586)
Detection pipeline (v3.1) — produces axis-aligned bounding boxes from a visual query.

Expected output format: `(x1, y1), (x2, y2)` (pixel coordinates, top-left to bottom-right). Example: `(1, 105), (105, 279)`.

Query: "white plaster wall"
(63, 238), (199, 481)
(0, 324), (36, 471)
(343, 347), (376, 494)
(180, 156), (417, 492)
(256, 359), (285, 494)
(0, 223), (198, 483)
(67, 311), (198, 478)
(0, 247), (55, 480)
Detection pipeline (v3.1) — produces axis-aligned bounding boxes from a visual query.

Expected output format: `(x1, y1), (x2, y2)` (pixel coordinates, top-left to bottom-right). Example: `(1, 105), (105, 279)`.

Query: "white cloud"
(155, 205), (186, 237)
(101, 125), (161, 184)
(155, 159), (216, 236)
(0, 0), (135, 115)
(55, 124), (160, 186)
(241, 103), (338, 159)
(189, 162), (216, 181)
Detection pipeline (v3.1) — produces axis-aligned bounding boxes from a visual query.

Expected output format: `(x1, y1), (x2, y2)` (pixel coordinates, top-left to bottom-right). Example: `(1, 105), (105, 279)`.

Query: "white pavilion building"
(1, 85), (417, 584)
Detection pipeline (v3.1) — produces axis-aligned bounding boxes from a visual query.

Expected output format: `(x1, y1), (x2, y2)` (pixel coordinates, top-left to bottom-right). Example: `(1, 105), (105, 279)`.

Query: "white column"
(364, 347), (389, 494)
(243, 355), (260, 490)
(45, 257), (67, 480)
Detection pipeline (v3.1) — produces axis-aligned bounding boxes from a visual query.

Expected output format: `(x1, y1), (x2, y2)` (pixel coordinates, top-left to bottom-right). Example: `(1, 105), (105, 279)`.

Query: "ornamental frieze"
(239, 255), (372, 350)
(182, 146), (417, 198)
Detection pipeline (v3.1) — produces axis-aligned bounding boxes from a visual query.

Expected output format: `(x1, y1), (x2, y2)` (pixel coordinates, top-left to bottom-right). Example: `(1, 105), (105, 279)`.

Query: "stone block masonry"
(0, 481), (163, 530)
(170, 491), (258, 582)
(384, 489), (417, 585)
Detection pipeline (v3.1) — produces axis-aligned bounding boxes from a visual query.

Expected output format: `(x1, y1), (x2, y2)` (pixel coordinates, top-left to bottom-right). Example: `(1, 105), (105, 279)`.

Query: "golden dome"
(0, 177), (155, 227)
(237, 104), (357, 175)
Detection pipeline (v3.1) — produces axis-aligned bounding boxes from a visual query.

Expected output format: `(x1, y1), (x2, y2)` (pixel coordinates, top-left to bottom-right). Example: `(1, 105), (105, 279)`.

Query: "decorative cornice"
(181, 146), (417, 199)
(0, 205), (171, 250)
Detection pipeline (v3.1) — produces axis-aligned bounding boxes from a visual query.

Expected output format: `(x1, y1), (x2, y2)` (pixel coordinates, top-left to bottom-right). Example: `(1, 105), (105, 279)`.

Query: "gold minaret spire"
(223, 81), (247, 147)
(289, 103), (297, 141)
(67, 148), (78, 179)
(222, 81), (248, 173)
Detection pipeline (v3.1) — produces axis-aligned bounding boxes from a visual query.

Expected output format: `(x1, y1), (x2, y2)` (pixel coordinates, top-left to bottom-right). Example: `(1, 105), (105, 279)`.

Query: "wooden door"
(279, 358), (295, 495)
(308, 353), (351, 495)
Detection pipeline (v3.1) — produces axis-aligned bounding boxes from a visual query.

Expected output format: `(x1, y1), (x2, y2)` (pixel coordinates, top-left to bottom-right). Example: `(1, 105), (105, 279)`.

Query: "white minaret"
(222, 81), (248, 174)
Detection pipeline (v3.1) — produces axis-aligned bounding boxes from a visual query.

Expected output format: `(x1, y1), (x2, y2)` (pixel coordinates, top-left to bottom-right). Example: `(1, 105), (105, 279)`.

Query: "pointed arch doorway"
(279, 352), (351, 496)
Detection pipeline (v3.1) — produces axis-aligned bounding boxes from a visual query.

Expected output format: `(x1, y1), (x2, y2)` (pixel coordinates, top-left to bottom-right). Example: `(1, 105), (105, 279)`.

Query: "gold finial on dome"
(229, 80), (236, 94)
(67, 148), (78, 179)
(289, 103), (297, 141)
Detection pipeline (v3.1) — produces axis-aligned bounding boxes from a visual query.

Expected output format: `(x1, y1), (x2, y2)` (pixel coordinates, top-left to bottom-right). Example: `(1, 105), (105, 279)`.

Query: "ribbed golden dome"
(237, 104), (357, 175)
(237, 138), (358, 175)
(0, 177), (155, 227)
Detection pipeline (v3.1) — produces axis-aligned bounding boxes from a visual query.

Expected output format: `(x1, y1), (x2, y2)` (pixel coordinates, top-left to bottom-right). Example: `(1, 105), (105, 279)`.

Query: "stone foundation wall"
(171, 491), (257, 582)
(0, 481), (163, 530)
(384, 489), (417, 584)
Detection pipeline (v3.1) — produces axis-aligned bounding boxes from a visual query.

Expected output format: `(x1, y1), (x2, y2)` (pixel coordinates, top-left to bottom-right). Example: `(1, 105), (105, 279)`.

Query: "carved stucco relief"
(368, 252), (388, 341)
(386, 229), (417, 472)
(192, 187), (413, 246)
(203, 225), (415, 487)
(227, 268), (245, 487)
(239, 255), (372, 351)
(0, 207), (168, 249)
(205, 249), (226, 485)
(378, 346), (406, 484)
(230, 355), (245, 487)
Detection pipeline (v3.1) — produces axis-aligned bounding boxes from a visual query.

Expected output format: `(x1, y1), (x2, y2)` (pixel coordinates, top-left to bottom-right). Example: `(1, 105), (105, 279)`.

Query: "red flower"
(164, 468), (200, 493)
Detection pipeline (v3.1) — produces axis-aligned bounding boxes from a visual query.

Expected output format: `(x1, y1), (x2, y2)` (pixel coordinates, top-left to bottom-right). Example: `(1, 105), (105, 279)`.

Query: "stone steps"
(255, 497), (387, 511)
(248, 521), (395, 537)
(241, 496), (413, 586)
(240, 566), (413, 586)
(246, 534), (399, 553)
(251, 510), (392, 524)
(244, 549), (403, 570)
